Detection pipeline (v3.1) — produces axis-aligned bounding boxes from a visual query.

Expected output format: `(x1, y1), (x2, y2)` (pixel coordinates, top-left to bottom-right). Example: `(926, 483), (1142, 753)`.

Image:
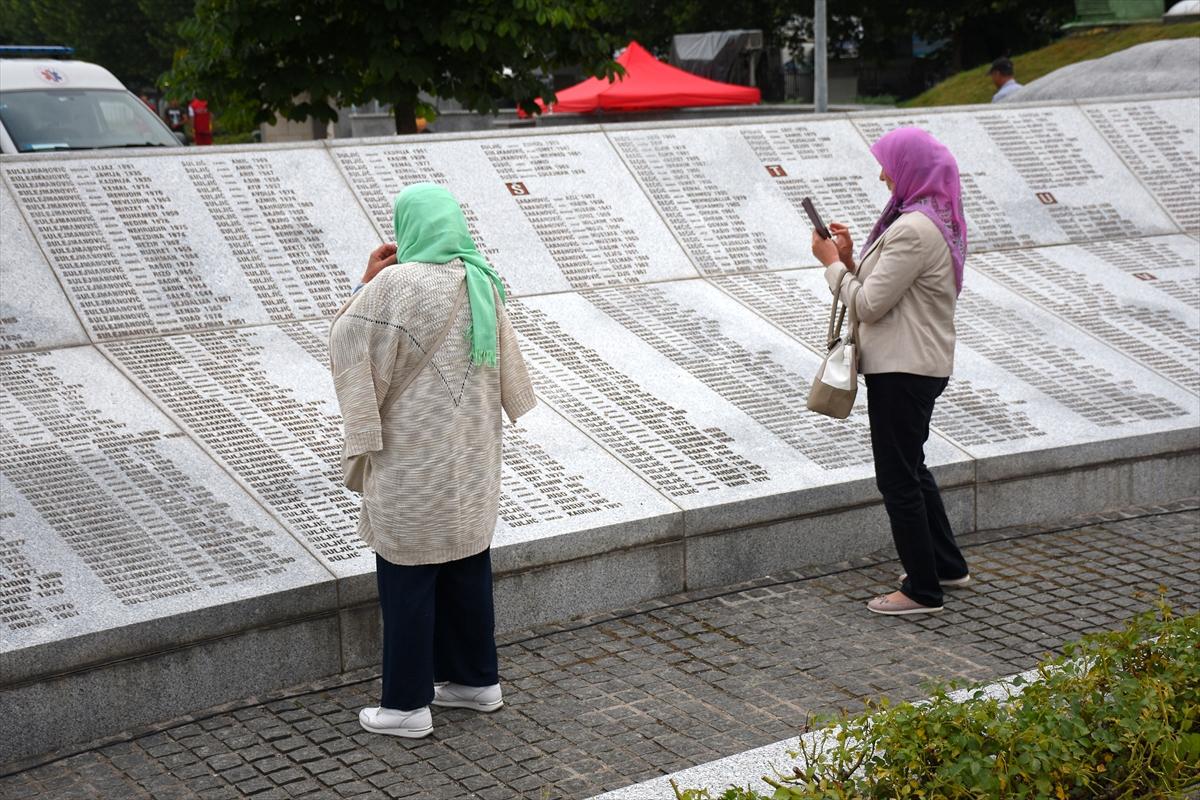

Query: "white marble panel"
(711, 268), (1199, 473)
(327, 132), (698, 295)
(101, 320), (681, 581)
(1083, 97), (1200, 231)
(970, 236), (1200, 393)
(0, 180), (86, 351)
(851, 104), (1181, 251)
(1073, 234), (1200, 311)
(492, 403), (682, 570)
(0, 346), (331, 665)
(0, 146), (379, 340)
(609, 118), (890, 274)
(510, 283), (970, 531)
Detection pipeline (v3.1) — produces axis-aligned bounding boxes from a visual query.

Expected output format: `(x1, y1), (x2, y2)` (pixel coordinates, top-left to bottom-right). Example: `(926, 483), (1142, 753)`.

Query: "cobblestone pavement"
(3, 500), (1197, 800)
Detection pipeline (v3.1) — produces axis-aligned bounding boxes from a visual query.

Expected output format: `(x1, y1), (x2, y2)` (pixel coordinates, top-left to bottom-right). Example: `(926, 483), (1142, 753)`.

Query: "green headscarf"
(392, 183), (506, 367)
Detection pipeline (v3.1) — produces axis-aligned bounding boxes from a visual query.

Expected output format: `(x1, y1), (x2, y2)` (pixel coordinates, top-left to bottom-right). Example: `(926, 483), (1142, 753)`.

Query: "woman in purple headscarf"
(811, 126), (970, 616)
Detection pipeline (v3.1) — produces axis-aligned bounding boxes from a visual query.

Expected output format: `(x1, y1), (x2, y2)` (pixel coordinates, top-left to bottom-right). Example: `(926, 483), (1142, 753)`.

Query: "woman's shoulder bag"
(806, 272), (861, 419)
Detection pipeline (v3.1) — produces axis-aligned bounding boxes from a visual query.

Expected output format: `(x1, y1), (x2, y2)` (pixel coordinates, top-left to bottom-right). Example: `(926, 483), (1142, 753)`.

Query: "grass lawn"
(904, 22), (1200, 107)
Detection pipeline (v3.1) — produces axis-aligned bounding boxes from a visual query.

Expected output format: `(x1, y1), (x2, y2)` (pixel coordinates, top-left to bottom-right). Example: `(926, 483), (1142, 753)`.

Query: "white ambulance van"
(0, 50), (181, 154)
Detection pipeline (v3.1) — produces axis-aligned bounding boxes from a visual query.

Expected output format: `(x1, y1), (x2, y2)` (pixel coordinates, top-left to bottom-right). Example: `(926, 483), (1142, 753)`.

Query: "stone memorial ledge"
(5, 429), (1196, 763)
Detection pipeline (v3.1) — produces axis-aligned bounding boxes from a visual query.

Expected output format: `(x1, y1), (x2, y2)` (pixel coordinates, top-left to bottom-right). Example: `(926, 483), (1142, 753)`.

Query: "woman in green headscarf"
(329, 183), (537, 739)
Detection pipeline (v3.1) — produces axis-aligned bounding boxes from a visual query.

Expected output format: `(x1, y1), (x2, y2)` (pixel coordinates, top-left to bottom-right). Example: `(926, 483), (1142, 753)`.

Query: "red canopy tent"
(535, 41), (761, 114)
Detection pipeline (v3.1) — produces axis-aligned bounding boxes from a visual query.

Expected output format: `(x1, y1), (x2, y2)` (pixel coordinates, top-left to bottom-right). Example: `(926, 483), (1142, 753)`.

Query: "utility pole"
(814, 0), (828, 113)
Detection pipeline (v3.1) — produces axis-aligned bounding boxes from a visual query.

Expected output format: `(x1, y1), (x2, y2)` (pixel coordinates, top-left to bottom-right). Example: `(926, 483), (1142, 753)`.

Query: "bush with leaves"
(163, 0), (623, 135)
(675, 596), (1199, 800)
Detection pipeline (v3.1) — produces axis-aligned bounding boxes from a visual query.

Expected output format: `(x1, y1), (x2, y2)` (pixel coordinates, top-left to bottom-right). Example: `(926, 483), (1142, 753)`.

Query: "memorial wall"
(2, 95), (1198, 755)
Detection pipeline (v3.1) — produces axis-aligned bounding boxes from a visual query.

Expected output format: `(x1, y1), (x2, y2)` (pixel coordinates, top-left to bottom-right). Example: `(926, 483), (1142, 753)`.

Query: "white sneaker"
(358, 706), (433, 738)
(432, 682), (503, 712)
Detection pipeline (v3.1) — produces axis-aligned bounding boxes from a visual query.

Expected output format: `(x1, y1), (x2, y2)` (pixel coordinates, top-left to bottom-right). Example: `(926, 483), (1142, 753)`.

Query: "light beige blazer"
(823, 211), (957, 377)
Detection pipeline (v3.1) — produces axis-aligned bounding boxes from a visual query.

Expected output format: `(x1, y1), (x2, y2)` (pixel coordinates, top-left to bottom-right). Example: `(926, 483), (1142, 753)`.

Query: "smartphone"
(801, 197), (831, 239)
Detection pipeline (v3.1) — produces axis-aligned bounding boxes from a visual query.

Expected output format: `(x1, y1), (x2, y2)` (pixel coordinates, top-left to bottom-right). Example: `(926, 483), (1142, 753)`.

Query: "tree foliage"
(856, 0), (1076, 71)
(612, 0), (793, 53)
(0, 0), (191, 90)
(164, 0), (624, 134)
(607, 0), (1076, 95)
(0, 0), (1096, 115)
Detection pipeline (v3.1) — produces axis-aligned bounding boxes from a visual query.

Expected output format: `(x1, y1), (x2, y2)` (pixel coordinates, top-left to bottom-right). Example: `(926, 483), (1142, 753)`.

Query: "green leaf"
(162, 0), (620, 133)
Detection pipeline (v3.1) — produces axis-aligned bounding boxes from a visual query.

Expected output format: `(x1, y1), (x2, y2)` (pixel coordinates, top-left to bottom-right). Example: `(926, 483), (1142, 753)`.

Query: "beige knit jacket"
(328, 260), (537, 566)
(823, 211), (957, 377)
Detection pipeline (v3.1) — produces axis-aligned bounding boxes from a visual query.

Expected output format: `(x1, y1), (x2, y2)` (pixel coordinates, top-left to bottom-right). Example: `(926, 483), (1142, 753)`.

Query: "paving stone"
(203, 754), (242, 772)
(319, 739), (359, 756)
(350, 760), (387, 779)
(240, 746), (276, 763)
(248, 789), (290, 800)
(258, 728), (292, 743)
(1, 502), (1195, 799)
(269, 767), (308, 786)
(285, 746), (325, 764)
(221, 733), (259, 750)
(305, 728), (342, 745)
(235, 777), (276, 795)
(174, 762), (211, 780)
(282, 778), (323, 797)
(317, 767), (359, 787)
(253, 756), (291, 775)
(304, 757), (342, 776)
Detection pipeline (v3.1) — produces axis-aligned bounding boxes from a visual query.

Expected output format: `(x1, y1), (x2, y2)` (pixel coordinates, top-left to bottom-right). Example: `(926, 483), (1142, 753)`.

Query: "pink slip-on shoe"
(867, 591), (943, 616)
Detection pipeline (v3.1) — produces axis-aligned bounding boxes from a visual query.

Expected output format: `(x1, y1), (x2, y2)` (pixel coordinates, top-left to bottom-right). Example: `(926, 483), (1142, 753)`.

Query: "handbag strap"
(844, 282), (861, 346)
(380, 280), (469, 415)
(826, 271), (863, 351)
(826, 270), (848, 349)
(825, 271), (864, 347)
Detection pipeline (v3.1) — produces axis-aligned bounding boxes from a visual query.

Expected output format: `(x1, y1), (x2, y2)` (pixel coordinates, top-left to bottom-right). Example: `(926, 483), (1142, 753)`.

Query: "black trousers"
(865, 372), (968, 608)
(376, 548), (499, 711)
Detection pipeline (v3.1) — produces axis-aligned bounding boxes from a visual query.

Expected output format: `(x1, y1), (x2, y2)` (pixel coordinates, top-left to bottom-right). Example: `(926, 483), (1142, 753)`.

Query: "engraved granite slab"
(492, 403), (682, 570)
(0, 180), (86, 351)
(0, 145), (379, 340)
(510, 283), (971, 534)
(101, 320), (682, 600)
(970, 236), (1200, 394)
(851, 104), (1181, 251)
(327, 131), (698, 295)
(711, 267), (1199, 479)
(0, 346), (334, 685)
(608, 118), (890, 274)
(1083, 97), (1200, 231)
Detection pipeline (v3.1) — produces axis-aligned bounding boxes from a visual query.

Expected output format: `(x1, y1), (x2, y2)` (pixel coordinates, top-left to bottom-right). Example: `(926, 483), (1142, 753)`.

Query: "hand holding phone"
(802, 197), (831, 239)
(829, 222), (856, 271)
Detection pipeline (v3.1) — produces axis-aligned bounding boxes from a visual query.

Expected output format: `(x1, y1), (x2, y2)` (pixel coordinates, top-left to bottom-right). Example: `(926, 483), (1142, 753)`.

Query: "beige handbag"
(807, 272), (861, 419)
(337, 282), (468, 493)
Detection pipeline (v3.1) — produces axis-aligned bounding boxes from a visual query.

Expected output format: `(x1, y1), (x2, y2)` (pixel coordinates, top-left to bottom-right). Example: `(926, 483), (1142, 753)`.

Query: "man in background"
(189, 98), (213, 146)
(989, 57), (1022, 102)
(163, 99), (188, 141)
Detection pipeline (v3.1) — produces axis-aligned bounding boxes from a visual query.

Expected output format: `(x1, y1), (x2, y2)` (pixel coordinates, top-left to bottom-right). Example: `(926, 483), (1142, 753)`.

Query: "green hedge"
(675, 597), (1199, 800)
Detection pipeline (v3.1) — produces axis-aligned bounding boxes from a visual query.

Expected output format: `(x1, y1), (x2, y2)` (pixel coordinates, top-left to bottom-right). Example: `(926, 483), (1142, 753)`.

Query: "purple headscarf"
(860, 127), (968, 295)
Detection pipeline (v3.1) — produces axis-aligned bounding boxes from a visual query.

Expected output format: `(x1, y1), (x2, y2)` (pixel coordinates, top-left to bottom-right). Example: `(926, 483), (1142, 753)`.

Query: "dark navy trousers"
(376, 548), (499, 711)
(865, 372), (968, 608)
